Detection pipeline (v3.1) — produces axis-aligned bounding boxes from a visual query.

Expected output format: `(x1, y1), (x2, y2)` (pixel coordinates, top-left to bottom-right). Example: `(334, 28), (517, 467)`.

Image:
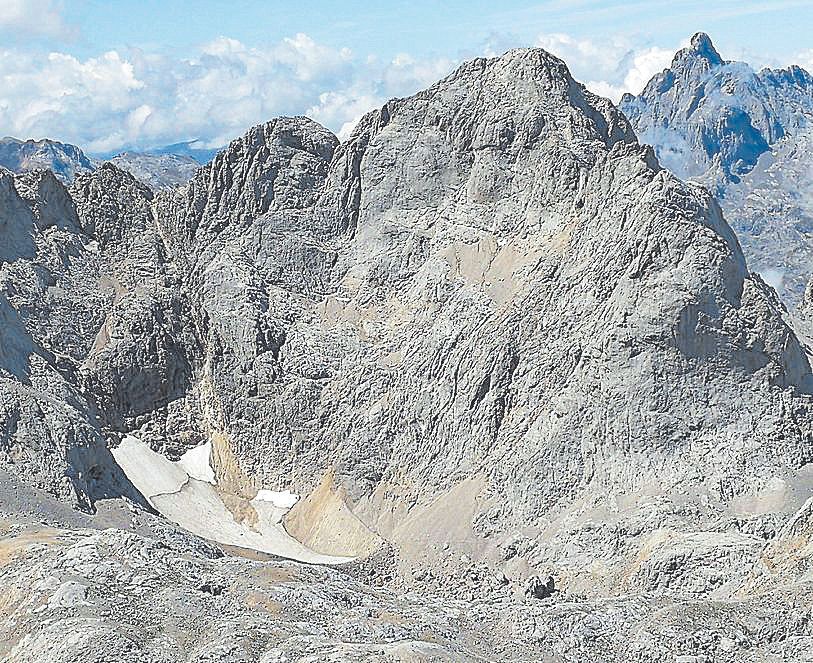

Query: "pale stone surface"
(1, 44), (813, 660)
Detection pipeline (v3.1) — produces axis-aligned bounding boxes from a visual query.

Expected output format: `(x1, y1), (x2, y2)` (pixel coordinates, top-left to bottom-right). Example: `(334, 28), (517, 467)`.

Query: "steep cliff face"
(621, 33), (813, 305)
(152, 117), (343, 496)
(4, 43), (813, 661)
(71, 164), (203, 456)
(142, 49), (813, 587)
(0, 168), (140, 508)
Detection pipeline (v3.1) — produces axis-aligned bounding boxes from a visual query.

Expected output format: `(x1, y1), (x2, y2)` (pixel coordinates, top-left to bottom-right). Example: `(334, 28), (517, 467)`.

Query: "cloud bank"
(0, 28), (691, 154)
(0, 34), (458, 153)
(534, 33), (682, 102)
(0, 0), (72, 39)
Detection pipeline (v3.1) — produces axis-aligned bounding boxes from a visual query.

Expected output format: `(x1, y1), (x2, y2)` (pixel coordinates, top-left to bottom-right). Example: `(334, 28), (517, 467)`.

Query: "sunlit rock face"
(4, 45), (813, 662)
(621, 32), (813, 305)
(149, 48), (813, 592)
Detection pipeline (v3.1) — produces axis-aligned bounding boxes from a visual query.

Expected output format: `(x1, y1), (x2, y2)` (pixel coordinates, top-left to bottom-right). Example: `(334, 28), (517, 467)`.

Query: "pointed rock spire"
(670, 31), (724, 69)
(689, 32), (724, 65)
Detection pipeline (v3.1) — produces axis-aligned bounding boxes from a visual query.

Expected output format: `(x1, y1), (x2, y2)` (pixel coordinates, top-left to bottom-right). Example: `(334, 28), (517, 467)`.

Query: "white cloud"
(0, 48), (144, 151)
(621, 47), (678, 95)
(306, 90), (382, 141)
(584, 46), (677, 102)
(0, 0), (72, 39)
(0, 29), (692, 154)
(0, 34), (458, 153)
(536, 33), (618, 74)
(534, 32), (682, 102)
(796, 50), (813, 73)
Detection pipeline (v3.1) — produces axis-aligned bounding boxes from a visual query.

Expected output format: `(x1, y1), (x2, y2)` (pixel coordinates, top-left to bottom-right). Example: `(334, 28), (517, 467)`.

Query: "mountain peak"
(676, 31), (724, 67)
(399, 45), (638, 152)
(691, 32), (722, 60)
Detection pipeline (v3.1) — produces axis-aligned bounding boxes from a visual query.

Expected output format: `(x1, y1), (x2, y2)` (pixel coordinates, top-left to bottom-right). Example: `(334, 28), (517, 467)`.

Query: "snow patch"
(253, 489), (299, 509)
(177, 441), (216, 484)
(112, 435), (352, 565)
(114, 436), (188, 496)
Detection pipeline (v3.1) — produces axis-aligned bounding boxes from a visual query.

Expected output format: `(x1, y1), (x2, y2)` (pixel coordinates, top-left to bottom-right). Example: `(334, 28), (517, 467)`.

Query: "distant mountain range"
(107, 152), (201, 191)
(621, 32), (813, 305)
(145, 140), (222, 164)
(0, 137), (95, 181)
(0, 136), (220, 191)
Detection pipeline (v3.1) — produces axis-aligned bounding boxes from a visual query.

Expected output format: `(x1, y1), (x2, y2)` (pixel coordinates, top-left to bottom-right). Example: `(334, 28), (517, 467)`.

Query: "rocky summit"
(3, 44), (813, 662)
(621, 32), (813, 306)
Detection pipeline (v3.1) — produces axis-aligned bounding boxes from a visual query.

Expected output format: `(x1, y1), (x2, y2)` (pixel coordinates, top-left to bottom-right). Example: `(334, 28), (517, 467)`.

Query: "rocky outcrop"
(2, 522), (813, 662)
(0, 169), (139, 508)
(3, 44), (813, 661)
(71, 164), (203, 456)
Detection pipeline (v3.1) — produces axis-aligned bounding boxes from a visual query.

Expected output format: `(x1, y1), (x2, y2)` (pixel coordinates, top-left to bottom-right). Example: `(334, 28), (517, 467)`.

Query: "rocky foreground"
(2, 43), (813, 662)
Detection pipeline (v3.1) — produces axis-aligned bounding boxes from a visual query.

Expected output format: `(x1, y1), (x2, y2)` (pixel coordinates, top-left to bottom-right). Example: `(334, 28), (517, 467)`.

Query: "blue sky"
(1, 0), (811, 154)
(59, 1), (813, 63)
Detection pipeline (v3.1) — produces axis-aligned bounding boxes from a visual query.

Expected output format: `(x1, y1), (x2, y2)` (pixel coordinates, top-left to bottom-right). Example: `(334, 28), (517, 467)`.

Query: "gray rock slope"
(0, 167), (145, 509)
(108, 151), (200, 191)
(621, 33), (813, 305)
(2, 521), (813, 662)
(3, 46), (813, 660)
(153, 47), (813, 590)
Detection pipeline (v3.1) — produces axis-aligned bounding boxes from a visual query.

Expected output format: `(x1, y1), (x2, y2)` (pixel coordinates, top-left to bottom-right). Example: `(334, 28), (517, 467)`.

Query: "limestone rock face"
(144, 48), (813, 590)
(3, 45), (813, 660)
(621, 33), (813, 305)
(71, 164), (203, 456)
(0, 169), (138, 508)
